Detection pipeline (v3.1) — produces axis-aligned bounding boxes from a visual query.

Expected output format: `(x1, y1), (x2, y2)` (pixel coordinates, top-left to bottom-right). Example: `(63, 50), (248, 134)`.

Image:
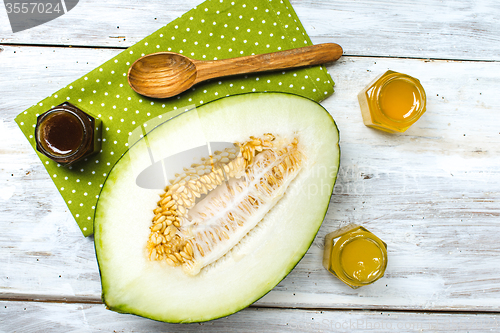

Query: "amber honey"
(358, 70), (426, 133)
(35, 103), (102, 166)
(38, 111), (85, 156)
(323, 224), (387, 288)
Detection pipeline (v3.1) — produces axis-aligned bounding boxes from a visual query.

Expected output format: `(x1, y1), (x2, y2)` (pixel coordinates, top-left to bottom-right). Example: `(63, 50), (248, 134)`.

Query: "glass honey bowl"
(358, 70), (426, 133)
(323, 224), (387, 288)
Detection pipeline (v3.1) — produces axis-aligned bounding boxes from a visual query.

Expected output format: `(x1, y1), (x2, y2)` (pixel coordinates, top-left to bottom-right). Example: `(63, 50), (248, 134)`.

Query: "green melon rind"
(94, 92), (340, 323)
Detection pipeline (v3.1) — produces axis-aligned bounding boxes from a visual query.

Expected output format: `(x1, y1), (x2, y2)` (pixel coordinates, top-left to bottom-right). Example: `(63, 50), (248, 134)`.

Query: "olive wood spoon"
(127, 43), (343, 99)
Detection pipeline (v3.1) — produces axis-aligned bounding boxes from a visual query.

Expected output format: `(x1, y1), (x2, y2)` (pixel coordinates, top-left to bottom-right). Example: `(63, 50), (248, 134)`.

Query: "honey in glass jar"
(35, 103), (102, 166)
(323, 224), (387, 288)
(358, 70), (426, 133)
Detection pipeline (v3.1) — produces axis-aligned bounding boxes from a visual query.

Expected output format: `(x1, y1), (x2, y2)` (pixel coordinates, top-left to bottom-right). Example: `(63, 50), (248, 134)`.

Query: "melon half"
(94, 93), (340, 323)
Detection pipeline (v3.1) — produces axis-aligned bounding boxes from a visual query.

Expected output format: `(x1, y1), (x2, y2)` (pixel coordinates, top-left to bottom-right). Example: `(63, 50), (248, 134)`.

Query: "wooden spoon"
(127, 43), (343, 99)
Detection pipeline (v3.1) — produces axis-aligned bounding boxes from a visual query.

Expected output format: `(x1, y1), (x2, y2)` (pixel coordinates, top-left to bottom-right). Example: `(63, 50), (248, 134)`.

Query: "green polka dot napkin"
(15, 0), (335, 236)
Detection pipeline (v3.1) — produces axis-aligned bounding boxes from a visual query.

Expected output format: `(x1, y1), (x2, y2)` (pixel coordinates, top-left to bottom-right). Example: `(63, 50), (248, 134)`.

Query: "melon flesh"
(94, 93), (340, 323)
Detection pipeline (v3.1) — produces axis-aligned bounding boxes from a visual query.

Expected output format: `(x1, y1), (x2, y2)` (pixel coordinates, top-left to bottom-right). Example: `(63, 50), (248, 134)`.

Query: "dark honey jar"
(35, 103), (102, 166)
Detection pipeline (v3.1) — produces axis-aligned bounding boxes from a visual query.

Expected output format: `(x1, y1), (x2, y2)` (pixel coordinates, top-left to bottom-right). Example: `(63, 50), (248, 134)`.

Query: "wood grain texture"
(2, 301), (500, 332)
(1, 0), (499, 61)
(1, 46), (499, 313)
(282, 56), (500, 311)
(1, 0), (499, 327)
(127, 43), (342, 98)
(194, 43), (343, 80)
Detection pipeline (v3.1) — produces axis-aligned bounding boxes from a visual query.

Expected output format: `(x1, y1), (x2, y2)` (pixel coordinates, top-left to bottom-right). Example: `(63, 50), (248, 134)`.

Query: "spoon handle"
(194, 43), (343, 83)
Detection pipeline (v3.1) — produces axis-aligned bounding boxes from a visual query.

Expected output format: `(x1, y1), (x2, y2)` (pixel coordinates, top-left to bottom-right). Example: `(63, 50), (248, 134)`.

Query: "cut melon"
(94, 93), (340, 323)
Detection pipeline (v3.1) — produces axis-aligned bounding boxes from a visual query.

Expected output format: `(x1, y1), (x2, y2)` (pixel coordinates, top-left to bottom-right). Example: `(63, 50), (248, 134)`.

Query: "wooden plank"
(1, 46), (500, 311)
(263, 57), (500, 311)
(1, 0), (499, 61)
(1, 301), (500, 332)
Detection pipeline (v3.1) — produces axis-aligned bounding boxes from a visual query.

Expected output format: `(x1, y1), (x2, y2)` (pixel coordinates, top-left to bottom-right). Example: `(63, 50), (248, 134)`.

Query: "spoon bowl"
(128, 52), (198, 99)
(128, 43), (343, 99)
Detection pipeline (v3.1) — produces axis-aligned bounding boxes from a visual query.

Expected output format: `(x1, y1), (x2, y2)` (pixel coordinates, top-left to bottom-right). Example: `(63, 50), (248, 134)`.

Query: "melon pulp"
(94, 93), (340, 323)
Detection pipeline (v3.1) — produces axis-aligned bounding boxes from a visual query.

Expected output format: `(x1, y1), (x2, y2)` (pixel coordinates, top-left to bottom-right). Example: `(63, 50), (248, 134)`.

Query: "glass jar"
(358, 70), (426, 133)
(35, 102), (102, 166)
(323, 224), (387, 288)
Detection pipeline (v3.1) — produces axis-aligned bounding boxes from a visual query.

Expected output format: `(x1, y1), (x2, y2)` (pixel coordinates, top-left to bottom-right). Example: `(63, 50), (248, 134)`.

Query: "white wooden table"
(1, 0), (500, 331)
